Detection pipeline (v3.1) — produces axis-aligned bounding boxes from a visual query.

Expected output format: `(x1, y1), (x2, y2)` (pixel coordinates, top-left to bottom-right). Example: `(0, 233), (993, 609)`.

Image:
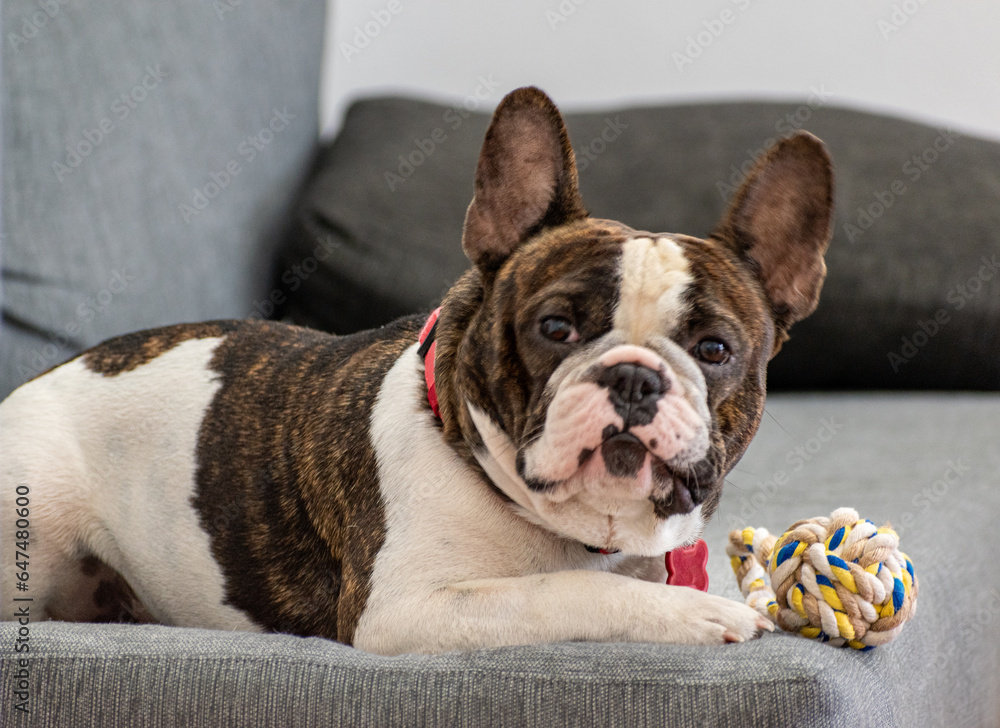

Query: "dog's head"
(436, 87), (833, 556)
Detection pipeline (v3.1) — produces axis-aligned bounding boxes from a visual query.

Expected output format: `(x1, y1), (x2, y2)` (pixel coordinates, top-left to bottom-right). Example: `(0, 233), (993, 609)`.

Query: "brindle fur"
(82, 317), (423, 642)
(433, 91), (830, 535)
(59, 87), (830, 643)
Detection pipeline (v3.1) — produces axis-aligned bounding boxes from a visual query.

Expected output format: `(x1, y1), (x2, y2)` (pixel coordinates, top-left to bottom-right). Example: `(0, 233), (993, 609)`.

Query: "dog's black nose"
(598, 362), (666, 427)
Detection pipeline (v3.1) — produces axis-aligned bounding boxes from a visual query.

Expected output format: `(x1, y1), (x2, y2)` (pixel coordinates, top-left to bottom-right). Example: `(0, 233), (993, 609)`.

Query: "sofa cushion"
(0, 621), (937, 728)
(0, 0), (327, 398)
(3, 393), (999, 727)
(279, 97), (1000, 391)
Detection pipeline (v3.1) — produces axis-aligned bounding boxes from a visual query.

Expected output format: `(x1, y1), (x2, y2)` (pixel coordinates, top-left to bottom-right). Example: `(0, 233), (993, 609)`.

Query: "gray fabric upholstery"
(4, 5), (998, 726)
(0, 622), (932, 728)
(705, 393), (1000, 728)
(0, 0), (326, 398)
(280, 97), (1000, 391)
(4, 394), (999, 727)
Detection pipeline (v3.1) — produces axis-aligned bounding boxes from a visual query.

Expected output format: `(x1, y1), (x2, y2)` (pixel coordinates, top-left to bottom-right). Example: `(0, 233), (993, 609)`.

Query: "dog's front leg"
(353, 569), (771, 655)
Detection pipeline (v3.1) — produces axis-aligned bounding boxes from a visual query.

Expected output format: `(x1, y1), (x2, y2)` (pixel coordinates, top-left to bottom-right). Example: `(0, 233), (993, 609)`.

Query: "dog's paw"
(645, 587), (774, 646)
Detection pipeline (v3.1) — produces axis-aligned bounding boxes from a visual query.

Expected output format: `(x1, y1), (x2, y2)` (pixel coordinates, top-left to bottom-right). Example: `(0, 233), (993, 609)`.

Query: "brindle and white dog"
(0, 87), (833, 654)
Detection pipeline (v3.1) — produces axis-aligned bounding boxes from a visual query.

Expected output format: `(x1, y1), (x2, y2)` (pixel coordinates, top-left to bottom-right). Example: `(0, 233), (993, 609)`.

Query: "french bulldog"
(0, 87), (833, 654)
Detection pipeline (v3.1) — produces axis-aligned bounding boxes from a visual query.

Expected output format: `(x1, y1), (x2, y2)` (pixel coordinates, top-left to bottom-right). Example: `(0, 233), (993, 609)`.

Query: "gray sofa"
(2, 2), (999, 727)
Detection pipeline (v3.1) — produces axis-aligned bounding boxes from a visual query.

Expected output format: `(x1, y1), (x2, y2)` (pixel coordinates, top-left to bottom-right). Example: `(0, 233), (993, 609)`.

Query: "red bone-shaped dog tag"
(665, 539), (709, 591)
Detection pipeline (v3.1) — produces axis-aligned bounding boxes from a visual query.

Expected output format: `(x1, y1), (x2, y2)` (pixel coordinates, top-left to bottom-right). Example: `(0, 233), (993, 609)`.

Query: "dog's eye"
(694, 338), (730, 364)
(540, 316), (579, 343)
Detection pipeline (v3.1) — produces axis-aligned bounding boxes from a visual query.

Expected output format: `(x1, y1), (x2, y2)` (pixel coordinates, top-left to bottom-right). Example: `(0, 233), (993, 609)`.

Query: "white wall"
(320, 1), (1000, 142)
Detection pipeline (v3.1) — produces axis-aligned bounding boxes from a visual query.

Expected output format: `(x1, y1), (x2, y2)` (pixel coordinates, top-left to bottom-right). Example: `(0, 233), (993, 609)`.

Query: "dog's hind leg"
(2, 340), (264, 631)
(0, 373), (126, 622)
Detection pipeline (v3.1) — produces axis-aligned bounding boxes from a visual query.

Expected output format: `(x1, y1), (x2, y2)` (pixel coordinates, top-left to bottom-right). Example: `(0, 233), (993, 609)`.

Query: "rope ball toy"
(727, 507), (918, 650)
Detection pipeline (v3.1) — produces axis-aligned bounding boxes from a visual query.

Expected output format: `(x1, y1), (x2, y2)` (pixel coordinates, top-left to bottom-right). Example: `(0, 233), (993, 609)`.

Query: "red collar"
(417, 307), (441, 418)
(416, 308), (708, 591)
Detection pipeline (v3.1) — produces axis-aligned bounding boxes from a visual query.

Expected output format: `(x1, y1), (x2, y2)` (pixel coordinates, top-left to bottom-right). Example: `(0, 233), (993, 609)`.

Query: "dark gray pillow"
(1, 0), (326, 398)
(278, 97), (1000, 391)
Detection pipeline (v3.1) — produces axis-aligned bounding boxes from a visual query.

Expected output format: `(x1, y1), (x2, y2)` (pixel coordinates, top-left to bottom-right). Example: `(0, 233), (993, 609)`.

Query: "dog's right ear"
(714, 132), (834, 353)
(463, 87), (588, 274)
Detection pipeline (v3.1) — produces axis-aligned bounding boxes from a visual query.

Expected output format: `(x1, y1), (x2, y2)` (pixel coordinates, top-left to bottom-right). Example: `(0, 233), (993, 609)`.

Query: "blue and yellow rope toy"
(727, 507), (918, 649)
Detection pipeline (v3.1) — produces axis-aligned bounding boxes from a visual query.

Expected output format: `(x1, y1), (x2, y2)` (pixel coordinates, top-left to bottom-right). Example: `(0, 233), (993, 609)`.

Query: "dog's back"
(0, 317), (419, 640)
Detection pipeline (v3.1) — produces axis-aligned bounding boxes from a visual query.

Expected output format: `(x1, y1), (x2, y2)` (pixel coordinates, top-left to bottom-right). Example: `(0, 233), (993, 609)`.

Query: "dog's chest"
(364, 346), (658, 593)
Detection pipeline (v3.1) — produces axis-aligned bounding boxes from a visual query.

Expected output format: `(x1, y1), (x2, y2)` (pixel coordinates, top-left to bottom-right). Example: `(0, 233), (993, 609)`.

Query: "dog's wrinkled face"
(461, 225), (774, 556)
(438, 87), (833, 557)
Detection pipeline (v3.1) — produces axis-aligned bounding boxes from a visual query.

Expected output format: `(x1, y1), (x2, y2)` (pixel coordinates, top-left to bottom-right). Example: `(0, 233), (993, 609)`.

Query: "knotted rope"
(727, 507), (918, 649)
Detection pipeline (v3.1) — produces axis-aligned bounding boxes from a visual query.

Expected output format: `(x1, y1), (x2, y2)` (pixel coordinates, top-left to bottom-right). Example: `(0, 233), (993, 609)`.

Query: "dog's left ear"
(714, 132), (834, 352)
(463, 86), (587, 274)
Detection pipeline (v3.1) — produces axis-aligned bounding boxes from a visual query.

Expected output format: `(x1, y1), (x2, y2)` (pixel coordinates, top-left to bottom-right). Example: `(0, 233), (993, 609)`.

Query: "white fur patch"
(514, 236), (707, 534)
(354, 346), (708, 654)
(615, 236), (692, 344)
(356, 346), (561, 652)
(521, 381), (624, 484)
(468, 403), (705, 557)
(0, 338), (260, 630)
(521, 346), (710, 489)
